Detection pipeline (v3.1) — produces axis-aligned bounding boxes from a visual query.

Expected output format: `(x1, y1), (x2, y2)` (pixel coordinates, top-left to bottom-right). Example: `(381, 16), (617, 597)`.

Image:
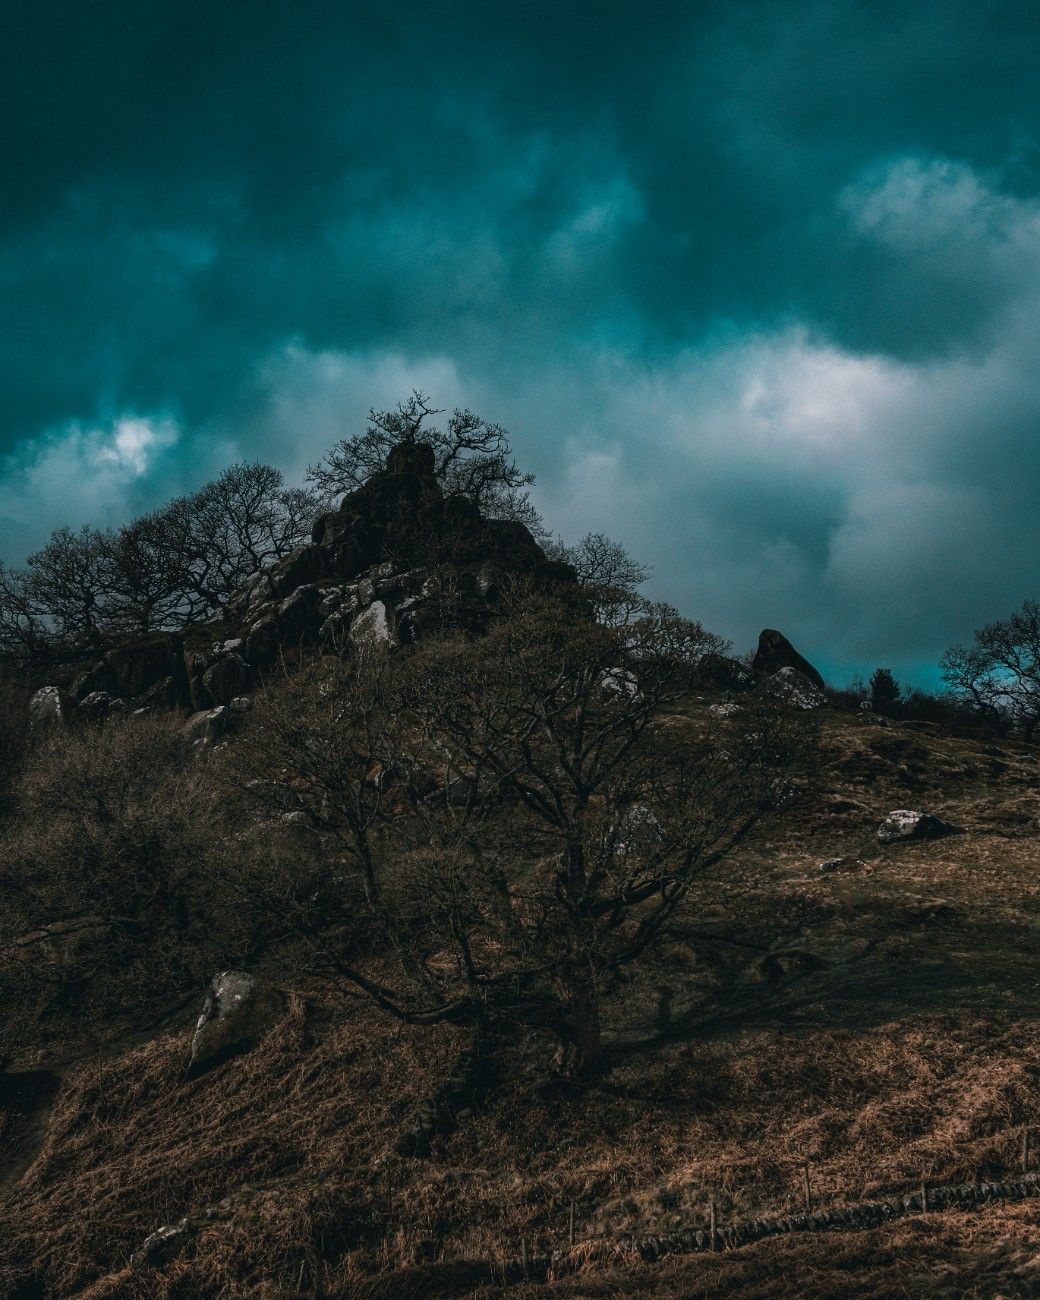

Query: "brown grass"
(2, 705), (1040, 1296)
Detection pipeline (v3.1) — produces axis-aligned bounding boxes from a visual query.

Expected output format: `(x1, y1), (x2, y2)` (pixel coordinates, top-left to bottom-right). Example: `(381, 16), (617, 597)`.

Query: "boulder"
(758, 666), (827, 710)
(28, 685), (68, 731)
(70, 633), (189, 707)
(877, 810), (961, 844)
(184, 705), (231, 747)
(78, 690), (120, 724)
(187, 970), (285, 1077)
(752, 629), (825, 691)
(259, 545), (332, 603)
(132, 1221), (192, 1270)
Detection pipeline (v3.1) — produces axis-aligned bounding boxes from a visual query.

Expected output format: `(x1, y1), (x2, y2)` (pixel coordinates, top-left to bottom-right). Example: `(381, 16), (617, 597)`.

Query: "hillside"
(2, 692), (1040, 1297)
(1, 433), (1039, 1298)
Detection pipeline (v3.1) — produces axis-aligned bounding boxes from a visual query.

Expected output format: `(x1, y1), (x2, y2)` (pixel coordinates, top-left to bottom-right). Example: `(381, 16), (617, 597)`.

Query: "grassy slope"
(2, 706), (1040, 1298)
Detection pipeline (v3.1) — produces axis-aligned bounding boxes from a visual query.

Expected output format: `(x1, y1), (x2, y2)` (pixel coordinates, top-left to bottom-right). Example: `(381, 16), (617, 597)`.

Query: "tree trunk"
(552, 973), (601, 1077)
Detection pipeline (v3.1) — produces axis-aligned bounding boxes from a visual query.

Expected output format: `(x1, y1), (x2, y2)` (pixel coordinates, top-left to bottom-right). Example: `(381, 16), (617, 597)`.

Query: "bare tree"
(307, 392), (543, 535)
(139, 462), (321, 621)
(0, 562), (51, 664)
(233, 593), (811, 1074)
(0, 463), (320, 663)
(941, 599), (1040, 740)
(545, 531), (652, 628)
(10, 527), (116, 656)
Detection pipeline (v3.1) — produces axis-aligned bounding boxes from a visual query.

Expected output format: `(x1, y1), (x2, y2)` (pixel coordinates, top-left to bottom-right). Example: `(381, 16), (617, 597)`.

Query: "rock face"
(877, 809), (961, 844)
(72, 633), (189, 706)
(758, 666), (827, 710)
(187, 971), (284, 1077)
(752, 629), (825, 691)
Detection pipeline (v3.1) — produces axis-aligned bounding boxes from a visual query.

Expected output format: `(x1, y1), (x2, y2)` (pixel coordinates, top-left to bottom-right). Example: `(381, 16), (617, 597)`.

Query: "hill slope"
(2, 703), (1039, 1298)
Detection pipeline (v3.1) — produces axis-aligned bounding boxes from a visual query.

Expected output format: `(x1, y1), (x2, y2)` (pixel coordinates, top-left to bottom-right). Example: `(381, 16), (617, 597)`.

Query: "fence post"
(568, 1199), (576, 1247)
(921, 1180), (928, 1213)
(709, 1199), (718, 1252)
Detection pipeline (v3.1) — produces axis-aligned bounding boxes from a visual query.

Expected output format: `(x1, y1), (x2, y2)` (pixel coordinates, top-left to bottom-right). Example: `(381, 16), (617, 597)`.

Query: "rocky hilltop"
(45, 440), (574, 735)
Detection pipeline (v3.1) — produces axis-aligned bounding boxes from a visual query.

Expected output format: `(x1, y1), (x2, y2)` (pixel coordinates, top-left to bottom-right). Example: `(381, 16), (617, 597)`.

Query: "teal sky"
(2, 0), (1040, 686)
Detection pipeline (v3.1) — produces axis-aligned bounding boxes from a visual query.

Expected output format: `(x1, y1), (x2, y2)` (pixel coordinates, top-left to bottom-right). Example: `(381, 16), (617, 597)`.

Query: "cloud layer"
(2, 1), (1039, 682)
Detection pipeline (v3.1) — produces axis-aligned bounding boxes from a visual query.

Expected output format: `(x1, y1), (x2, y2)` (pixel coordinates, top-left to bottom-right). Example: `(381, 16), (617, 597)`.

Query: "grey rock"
(77, 691), (124, 724)
(187, 970), (284, 1076)
(758, 666), (827, 710)
(350, 600), (393, 649)
(877, 809), (960, 844)
(28, 685), (68, 731)
(185, 705), (231, 747)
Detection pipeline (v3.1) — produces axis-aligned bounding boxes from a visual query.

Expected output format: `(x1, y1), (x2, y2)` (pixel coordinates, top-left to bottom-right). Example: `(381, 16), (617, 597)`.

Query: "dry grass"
(2, 705), (1040, 1296)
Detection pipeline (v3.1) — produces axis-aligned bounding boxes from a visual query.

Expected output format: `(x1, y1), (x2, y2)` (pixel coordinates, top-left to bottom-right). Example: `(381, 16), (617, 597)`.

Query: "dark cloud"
(2, 0), (1039, 683)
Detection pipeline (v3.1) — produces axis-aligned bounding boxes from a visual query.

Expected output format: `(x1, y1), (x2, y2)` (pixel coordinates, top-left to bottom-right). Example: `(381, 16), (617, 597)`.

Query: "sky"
(2, 0), (1039, 686)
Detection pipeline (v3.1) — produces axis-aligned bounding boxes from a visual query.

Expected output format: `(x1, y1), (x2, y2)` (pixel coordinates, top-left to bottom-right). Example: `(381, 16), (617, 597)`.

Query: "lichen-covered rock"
(130, 1221), (191, 1269)
(28, 685), (68, 731)
(245, 585), (323, 665)
(77, 690), (127, 724)
(758, 666), (827, 710)
(350, 600), (393, 649)
(877, 809), (960, 844)
(187, 971), (284, 1077)
(599, 667), (641, 701)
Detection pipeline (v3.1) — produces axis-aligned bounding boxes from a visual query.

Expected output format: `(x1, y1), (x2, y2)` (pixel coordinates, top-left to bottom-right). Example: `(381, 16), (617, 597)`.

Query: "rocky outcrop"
(877, 809), (961, 844)
(44, 442), (575, 723)
(752, 629), (825, 691)
(186, 971), (285, 1077)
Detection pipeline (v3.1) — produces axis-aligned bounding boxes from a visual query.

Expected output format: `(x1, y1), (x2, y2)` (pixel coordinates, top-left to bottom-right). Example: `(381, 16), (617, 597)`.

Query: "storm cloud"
(2, 0), (1039, 683)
